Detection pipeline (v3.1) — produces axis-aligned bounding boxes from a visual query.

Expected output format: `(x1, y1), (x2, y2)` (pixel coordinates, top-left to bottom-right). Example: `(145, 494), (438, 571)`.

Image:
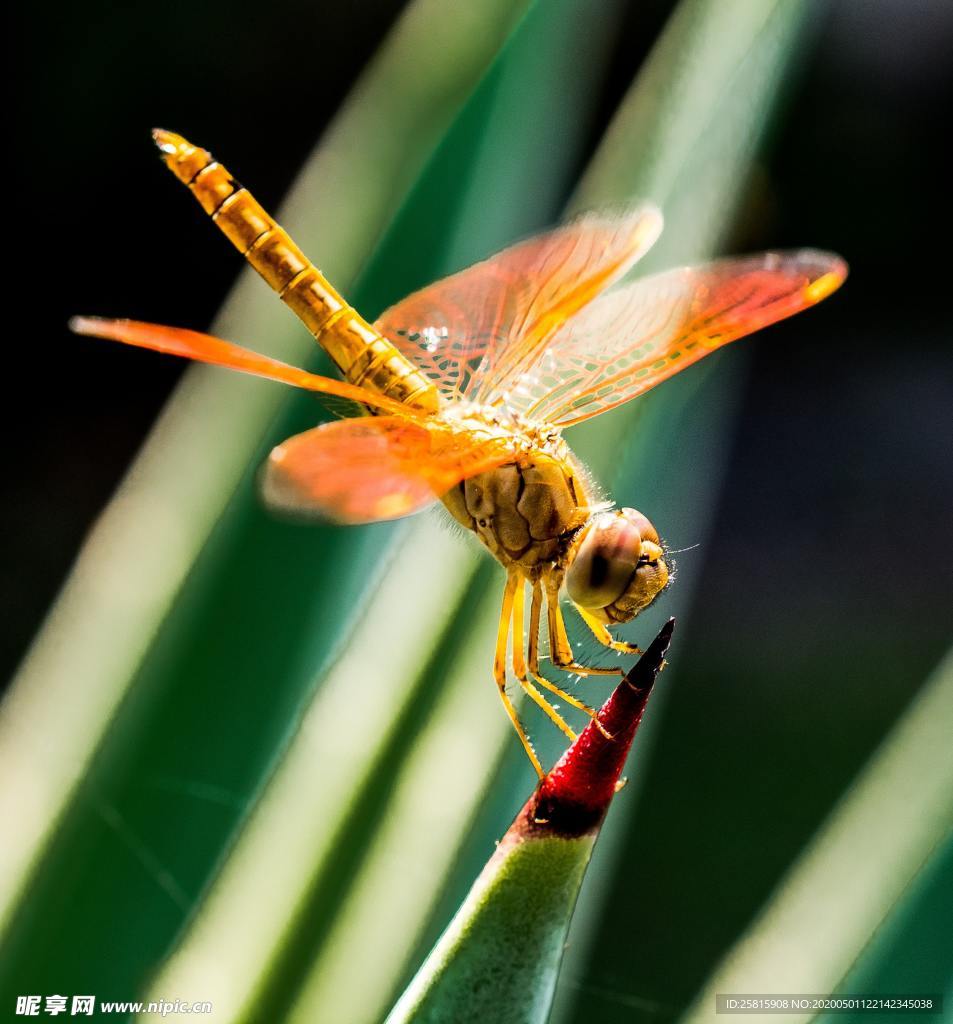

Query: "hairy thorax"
(440, 407), (595, 574)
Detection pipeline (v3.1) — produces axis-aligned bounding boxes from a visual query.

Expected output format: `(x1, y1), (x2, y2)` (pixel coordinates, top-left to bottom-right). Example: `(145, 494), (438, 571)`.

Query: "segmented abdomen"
(153, 130), (438, 414)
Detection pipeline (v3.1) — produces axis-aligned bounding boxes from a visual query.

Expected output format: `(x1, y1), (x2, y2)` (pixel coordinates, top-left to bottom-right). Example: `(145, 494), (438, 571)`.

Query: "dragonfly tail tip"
(151, 127), (186, 157)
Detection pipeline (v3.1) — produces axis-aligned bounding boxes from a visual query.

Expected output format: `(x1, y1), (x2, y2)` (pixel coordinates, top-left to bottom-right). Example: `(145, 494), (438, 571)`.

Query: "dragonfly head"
(565, 508), (669, 624)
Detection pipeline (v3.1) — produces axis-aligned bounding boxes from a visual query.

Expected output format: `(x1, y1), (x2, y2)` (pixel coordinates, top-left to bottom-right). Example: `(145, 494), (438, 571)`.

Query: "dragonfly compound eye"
(566, 508), (668, 623)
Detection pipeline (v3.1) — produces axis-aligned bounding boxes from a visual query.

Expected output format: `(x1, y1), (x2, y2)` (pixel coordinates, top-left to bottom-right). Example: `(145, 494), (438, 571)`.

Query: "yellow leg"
(511, 582), (577, 743)
(576, 606), (643, 655)
(528, 583), (612, 741)
(528, 585), (603, 713)
(495, 573), (544, 778)
(545, 581), (622, 677)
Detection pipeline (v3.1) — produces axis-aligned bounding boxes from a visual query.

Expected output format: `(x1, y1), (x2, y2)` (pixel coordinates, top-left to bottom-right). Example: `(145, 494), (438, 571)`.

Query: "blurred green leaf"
(820, 827), (953, 1024)
(679, 644), (953, 1024)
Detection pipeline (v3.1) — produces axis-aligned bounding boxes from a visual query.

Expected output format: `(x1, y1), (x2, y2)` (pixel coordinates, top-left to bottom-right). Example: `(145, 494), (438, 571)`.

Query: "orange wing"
(374, 206), (662, 406)
(503, 250), (848, 427)
(261, 416), (519, 524)
(68, 317), (413, 417)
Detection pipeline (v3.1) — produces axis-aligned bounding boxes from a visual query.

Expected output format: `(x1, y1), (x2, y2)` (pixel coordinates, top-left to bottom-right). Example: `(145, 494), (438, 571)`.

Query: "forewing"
(518, 250), (847, 427)
(374, 206), (662, 406)
(261, 416), (519, 524)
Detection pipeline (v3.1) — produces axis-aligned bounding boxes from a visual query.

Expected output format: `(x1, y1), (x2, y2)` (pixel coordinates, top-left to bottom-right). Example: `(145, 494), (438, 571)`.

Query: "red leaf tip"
(524, 618), (674, 838)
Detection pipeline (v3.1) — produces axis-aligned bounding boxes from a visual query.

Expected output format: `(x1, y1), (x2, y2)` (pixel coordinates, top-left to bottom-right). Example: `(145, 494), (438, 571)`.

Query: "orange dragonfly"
(72, 131), (847, 776)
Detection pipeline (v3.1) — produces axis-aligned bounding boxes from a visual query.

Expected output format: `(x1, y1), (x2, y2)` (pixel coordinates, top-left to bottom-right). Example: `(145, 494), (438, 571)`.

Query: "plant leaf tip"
(625, 617), (675, 691)
(525, 618), (675, 838)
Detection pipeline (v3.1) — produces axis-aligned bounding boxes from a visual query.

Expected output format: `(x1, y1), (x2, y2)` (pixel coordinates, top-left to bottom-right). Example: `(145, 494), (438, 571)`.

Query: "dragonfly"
(72, 130), (847, 776)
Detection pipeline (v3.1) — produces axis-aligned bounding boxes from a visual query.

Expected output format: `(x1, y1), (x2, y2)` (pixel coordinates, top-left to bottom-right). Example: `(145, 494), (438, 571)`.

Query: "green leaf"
(678, 644), (953, 1024)
(390, 837), (596, 1024)
(820, 827), (953, 1022)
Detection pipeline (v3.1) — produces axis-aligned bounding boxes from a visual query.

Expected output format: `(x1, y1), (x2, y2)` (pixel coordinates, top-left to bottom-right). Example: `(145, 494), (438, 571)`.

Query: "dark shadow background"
(6, 0), (952, 1015)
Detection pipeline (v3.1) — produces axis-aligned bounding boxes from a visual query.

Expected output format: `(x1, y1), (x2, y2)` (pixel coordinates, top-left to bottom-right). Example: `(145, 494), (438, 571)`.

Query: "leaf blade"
(678, 646), (953, 1024)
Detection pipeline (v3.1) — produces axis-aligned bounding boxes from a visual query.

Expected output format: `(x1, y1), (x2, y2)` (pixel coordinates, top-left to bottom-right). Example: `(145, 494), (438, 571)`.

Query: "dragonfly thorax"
(441, 432), (592, 572)
(441, 402), (559, 449)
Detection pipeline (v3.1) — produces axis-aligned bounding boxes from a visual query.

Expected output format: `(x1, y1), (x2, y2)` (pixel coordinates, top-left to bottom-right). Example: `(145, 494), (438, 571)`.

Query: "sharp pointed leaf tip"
(523, 617), (674, 838)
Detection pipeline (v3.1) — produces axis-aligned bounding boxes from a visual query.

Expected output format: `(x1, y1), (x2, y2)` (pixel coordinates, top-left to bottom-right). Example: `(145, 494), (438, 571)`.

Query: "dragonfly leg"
(527, 582), (612, 739)
(545, 580), (623, 678)
(576, 605), (643, 655)
(495, 572), (544, 778)
(511, 580), (577, 743)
